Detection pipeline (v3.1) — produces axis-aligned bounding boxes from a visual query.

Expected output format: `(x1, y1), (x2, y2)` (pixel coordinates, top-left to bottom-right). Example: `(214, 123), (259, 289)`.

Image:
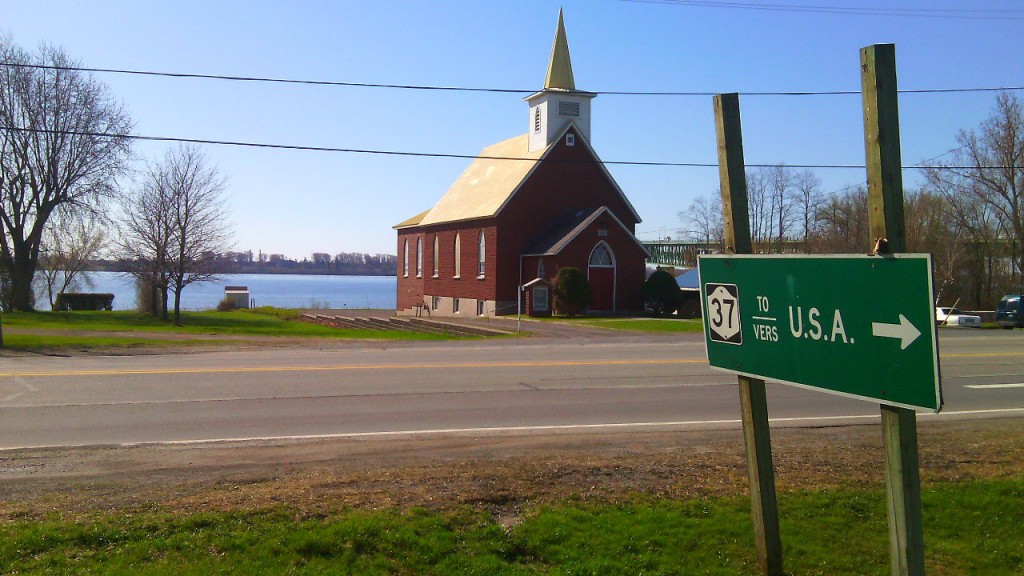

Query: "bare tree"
(904, 189), (964, 305)
(772, 165), (799, 252)
(677, 192), (723, 247)
(119, 161), (173, 319)
(741, 166), (799, 252)
(793, 169), (822, 253)
(926, 166), (1007, 308)
(0, 36), (132, 310)
(746, 168), (771, 250)
(121, 145), (231, 324)
(38, 209), (107, 310)
(815, 186), (869, 254)
(930, 93), (1024, 296)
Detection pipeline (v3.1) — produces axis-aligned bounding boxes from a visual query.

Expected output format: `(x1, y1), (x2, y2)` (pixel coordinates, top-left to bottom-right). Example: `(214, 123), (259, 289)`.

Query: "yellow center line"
(944, 351), (1024, 359)
(4, 351), (1020, 379)
(0, 358), (705, 378)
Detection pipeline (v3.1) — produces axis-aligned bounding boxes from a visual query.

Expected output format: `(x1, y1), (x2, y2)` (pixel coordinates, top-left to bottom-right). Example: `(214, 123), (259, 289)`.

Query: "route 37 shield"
(705, 283), (742, 344)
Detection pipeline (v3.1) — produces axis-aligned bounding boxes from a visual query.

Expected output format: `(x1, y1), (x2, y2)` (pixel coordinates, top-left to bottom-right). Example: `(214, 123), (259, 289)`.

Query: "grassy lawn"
(0, 478), (1019, 575)
(0, 308), (449, 349)
(0, 333), (244, 350)
(541, 315), (706, 333)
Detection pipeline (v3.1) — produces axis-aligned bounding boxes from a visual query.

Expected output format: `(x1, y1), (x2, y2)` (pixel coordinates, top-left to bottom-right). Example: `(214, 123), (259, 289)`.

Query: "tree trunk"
(149, 284), (159, 317)
(160, 285), (170, 321)
(172, 287), (182, 326)
(9, 258), (37, 311)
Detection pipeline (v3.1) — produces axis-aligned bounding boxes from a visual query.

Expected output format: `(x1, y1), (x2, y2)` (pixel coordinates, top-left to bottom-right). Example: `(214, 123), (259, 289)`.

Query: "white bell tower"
(525, 9), (596, 153)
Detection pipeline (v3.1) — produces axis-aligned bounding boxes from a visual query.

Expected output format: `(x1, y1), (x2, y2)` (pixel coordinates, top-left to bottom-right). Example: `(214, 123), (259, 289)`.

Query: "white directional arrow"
(872, 314), (921, 350)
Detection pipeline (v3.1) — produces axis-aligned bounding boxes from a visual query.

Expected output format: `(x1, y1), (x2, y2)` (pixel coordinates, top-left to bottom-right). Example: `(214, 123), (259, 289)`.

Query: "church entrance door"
(588, 243), (616, 311)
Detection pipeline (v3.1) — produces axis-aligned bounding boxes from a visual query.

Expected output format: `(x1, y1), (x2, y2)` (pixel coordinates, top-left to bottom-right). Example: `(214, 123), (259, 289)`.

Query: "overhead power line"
(3, 125), (1012, 171)
(2, 62), (1022, 97)
(625, 0), (1024, 20)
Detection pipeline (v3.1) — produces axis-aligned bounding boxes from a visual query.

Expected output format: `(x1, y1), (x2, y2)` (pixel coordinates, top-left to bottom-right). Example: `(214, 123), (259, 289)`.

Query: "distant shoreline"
(72, 271), (398, 311)
(83, 261), (397, 277)
(85, 268), (398, 277)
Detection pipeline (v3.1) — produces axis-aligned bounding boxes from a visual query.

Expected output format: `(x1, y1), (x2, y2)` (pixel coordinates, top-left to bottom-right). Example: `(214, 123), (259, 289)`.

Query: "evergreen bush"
(553, 267), (592, 317)
(643, 269), (683, 317)
(54, 293), (114, 311)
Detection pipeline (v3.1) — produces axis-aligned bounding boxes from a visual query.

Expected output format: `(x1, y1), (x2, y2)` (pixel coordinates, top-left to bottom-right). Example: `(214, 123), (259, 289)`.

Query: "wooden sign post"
(703, 46), (928, 576)
(861, 43), (927, 576)
(713, 92), (783, 576)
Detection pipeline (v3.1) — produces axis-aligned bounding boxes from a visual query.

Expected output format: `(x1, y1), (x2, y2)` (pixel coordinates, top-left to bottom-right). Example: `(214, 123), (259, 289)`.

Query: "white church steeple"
(525, 9), (596, 153)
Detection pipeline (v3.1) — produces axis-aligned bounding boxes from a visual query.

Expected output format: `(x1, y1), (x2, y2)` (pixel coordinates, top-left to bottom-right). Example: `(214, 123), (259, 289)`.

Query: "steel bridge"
(641, 241), (718, 268)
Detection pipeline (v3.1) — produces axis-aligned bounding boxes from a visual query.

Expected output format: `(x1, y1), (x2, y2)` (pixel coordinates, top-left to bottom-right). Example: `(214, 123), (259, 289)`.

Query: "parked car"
(996, 295), (1024, 329)
(935, 307), (982, 328)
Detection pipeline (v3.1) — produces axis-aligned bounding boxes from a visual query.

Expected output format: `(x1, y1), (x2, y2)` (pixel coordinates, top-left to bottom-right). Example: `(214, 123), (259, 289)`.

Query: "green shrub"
(54, 293), (114, 311)
(553, 267), (592, 317)
(216, 297), (238, 312)
(642, 269), (683, 317)
(244, 306), (299, 320)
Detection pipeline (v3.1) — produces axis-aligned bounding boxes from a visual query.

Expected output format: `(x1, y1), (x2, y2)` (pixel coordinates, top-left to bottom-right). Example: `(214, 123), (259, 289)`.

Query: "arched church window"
(433, 235), (439, 277)
(454, 233), (461, 278)
(403, 239), (409, 277)
(477, 231), (486, 277)
(589, 243), (614, 267)
(416, 237), (423, 278)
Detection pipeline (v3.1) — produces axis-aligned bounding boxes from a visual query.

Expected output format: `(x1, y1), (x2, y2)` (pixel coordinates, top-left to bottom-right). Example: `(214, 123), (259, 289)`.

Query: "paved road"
(1, 329), (1022, 449)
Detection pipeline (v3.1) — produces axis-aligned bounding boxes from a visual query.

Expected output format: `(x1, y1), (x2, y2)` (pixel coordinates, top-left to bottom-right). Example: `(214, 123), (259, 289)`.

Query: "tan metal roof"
(393, 208), (431, 230)
(416, 134), (545, 227)
(398, 123), (643, 229)
(544, 9), (575, 91)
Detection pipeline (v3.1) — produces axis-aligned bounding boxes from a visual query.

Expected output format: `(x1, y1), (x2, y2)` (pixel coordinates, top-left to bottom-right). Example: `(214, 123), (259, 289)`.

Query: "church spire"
(544, 8), (575, 91)
(527, 9), (594, 153)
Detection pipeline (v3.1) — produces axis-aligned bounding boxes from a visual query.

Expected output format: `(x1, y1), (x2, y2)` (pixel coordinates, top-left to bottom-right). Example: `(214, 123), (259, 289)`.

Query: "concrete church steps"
(300, 314), (511, 337)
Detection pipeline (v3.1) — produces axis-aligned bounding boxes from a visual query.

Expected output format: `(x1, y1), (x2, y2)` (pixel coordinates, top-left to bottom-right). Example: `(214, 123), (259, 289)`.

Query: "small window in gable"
(565, 133), (575, 147)
(558, 101), (580, 117)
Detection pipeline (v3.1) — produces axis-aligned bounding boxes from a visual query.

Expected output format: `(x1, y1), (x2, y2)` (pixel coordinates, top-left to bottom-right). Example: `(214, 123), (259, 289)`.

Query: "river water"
(57, 271), (397, 311)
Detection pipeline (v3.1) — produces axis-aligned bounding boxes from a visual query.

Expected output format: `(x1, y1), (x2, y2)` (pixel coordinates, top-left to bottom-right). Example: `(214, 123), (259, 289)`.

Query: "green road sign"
(698, 254), (942, 411)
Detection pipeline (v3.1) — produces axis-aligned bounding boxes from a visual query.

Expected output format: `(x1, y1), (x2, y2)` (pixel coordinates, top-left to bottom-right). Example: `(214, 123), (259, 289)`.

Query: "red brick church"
(394, 11), (648, 317)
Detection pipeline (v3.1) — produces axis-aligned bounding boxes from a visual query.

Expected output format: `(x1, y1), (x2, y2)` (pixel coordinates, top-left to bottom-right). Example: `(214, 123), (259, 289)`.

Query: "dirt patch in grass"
(0, 417), (1020, 523)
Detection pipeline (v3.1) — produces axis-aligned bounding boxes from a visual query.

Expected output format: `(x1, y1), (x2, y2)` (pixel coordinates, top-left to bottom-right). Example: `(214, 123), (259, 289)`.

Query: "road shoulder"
(1, 416), (1019, 520)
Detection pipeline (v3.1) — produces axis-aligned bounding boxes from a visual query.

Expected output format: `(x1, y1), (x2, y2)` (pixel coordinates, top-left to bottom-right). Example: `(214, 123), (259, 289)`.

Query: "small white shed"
(224, 286), (250, 309)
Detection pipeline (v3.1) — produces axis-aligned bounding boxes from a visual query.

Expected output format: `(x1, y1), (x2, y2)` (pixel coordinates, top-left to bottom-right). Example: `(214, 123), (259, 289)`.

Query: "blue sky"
(3, 1), (1022, 258)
